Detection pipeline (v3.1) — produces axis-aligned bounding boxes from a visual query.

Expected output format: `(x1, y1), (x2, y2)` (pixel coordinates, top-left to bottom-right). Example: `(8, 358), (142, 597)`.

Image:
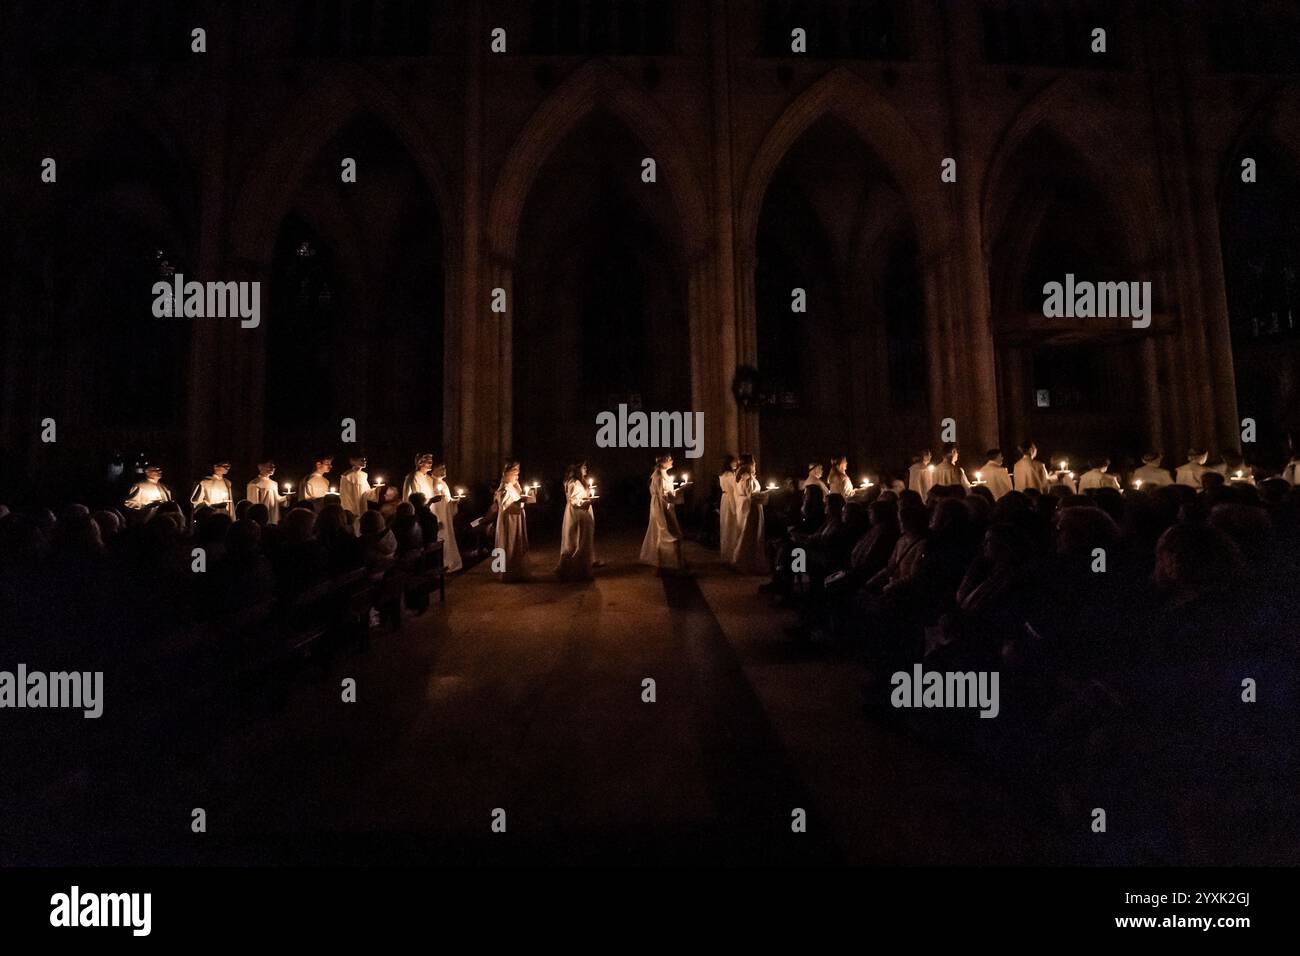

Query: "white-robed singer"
(907, 450), (935, 498)
(124, 465), (173, 511)
(339, 455), (373, 523)
(246, 459), (290, 523)
(1282, 454), (1300, 486)
(931, 443), (971, 489)
(976, 450), (1013, 499)
(827, 456), (859, 500)
(730, 460), (770, 574)
(1078, 458), (1122, 492)
(556, 461), (596, 580)
(640, 454), (689, 572)
(1133, 452), (1173, 488)
(190, 459), (234, 514)
(799, 461), (830, 495)
(1175, 449), (1210, 489)
(718, 454), (740, 561)
(403, 453), (437, 503)
(494, 460), (534, 582)
(302, 456), (333, 506)
(1013, 441), (1051, 492)
(430, 461), (462, 572)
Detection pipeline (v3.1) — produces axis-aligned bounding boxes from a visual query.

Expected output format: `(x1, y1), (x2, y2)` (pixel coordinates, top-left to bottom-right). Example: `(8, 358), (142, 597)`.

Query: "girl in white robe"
(494, 461), (534, 582)
(403, 453), (437, 503)
(731, 461), (770, 573)
(191, 461), (234, 515)
(556, 461), (596, 580)
(339, 456), (373, 523)
(640, 455), (688, 572)
(717, 454), (740, 561)
(1133, 453), (1173, 488)
(246, 460), (290, 523)
(799, 461), (830, 495)
(430, 462), (463, 572)
(826, 456), (857, 501)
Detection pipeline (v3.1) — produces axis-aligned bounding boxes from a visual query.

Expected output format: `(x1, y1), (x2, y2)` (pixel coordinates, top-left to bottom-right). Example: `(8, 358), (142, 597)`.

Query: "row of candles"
(275, 476), (468, 499)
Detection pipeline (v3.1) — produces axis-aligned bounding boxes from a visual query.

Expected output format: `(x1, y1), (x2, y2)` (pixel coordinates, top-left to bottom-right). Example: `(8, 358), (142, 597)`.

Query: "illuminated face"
(663, 457), (674, 471)
(213, 464), (230, 477)
(316, 460), (333, 475)
(259, 463), (275, 478)
(146, 468), (162, 482)
(506, 466), (520, 483)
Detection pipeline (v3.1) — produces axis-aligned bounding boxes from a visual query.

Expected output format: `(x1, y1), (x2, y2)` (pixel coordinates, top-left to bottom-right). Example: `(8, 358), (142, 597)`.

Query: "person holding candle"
(302, 456), (333, 508)
(1133, 451), (1173, 488)
(556, 460), (596, 580)
(730, 457), (770, 573)
(402, 453), (438, 504)
(430, 460), (462, 572)
(123, 464), (174, 512)
(339, 455), (373, 526)
(246, 459), (290, 524)
(1078, 457), (1122, 492)
(799, 461), (830, 495)
(718, 454), (740, 562)
(494, 460), (534, 582)
(826, 456), (857, 500)
(640, 454), (688, 573)
(190, 459), (234, 516)
(1012, 440), (1050, 493)
(930, 443), (970, 489)
(1175, 448), (1210, 489)
(976, 449), (1012, 499)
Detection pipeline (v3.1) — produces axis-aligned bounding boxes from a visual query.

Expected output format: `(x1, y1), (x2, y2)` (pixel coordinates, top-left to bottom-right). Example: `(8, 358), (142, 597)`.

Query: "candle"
(456, 487), (466, 498)
(1059, 460), (1068, 472)
(766, 481), (777, 491)
(681, 473), (690, 483)
(284, 483), (293, 493)
(375, 476), (384, 486)
(1234, 470), (1244, 480)
(927, 464), (935, 472)
(330, 486), (338, 494)
(1134, 478), (1143, 489)
(974, 471), (983, 482)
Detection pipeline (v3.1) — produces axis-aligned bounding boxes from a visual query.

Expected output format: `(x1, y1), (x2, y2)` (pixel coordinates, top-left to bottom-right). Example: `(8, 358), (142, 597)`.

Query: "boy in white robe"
(191, 459), (234, 515)
(302, 456), (333, 506)
(403, 453), (438, 503)
(930, 443), (970, 489)
(1078, 458), (1122, 492)
(1133, 452), (1172, 488)
(124, 465), (173, 511)
(975, 450), (1012, 499)
(907, 450), (934, 497)
(1175, 449), (1209, 489)
(246, 459), (291, 523)
(1013, 441), (1050, 493)
(430, 462), (463, 572)
(339, 455), (373, 524)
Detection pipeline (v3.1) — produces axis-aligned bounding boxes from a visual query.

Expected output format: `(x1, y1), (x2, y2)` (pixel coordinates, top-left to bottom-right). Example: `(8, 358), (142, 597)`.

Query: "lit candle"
(284, 482), (293, 494)
(456, 487), (466, 499)
(766, 480), (777, 491)
(927, 464), (935, 472)
(330, 486), (338, 494)
(1133, 478), (1143, 490)
(973, 471), (984, 484)
(375, 475), (384, 486)
(1059, 460), (1068, 472)
(681, 473), (690, 484)
(1233, 470), (1244, 480)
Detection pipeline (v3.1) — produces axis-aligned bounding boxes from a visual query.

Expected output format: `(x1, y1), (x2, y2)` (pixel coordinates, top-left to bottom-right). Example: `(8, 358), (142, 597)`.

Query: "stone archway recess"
(480, 59), (714, 480)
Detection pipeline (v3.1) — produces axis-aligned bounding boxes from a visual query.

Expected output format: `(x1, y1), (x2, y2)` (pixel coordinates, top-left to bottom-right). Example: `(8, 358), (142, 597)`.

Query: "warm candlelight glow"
(1134, 479), (1143, 489)
(974, 471), (982, 481)
(1234, 470), (1244, 479)
(681, 473), (689, 483)
(927, 464), (935, 472)
(456, 487), (466, 498)
(284, 483), (292, 493)
(1059, 461), (1068, 471)
(766, 481), (777, 491)
(375, 476), (384, 485)
(330, 486), (337, 494)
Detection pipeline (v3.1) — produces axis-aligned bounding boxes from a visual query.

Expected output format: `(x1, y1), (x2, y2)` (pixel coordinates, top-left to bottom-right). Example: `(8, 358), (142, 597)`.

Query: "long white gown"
(907, 462), (935, 498)
(1013, 456), (1050, 492)
(718, 470), (739, 560)
(640, 468), (686, 571)
(431, 477), (462, 572)
(977, 462), (1013, 499)
(303, 471), (330, 504)
(191, 475), (233, 513)
(1175, 462), (1207, 489)
(339, 468), (371, 521)
(556, 479), (595, 580)
(1078, 468), (1121, 491)
(731, 474), (769, 574)
(402, 470), (436, 503)
(494, 480), (531, 582)
(930, 460), (970, 489)
(1133, 463), (1173, 487)
(827, 470), (856, 500)
(246, 476), (288, 523)
(124, 479), (173, 510)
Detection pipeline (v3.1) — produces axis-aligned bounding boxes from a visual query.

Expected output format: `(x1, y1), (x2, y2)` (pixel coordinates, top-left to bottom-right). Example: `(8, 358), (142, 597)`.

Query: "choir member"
(930, 443), (970, 489)
(907, 450), (935, 498)
(1078, 457), (1122, 491)
(190, 459), (234, 515)
(1283, 452), (1300, 486)
(718, 454), (740, 561)
(1013, 440), (1051, 492)
(556, 460), (596, 581)
(976, 449), (1013, 499)
(1221, 450), (1256, 486)
(302, 456), (333, 506)
(1175, 448), (1210, 489)
(339, 455), (373, 522)
(430, 460), (463, 572)
(1133, 452), (1173, 488)
(403, 453), (437, 503)
(799, 461), (830, 495)
(494, 460), (535, 582)
(827, 456), (857, 500)
(730, 458), (770, 574)
(246, 459), (291, 524)
(640, 454), (689, 573)
(123, 464), (173, 511)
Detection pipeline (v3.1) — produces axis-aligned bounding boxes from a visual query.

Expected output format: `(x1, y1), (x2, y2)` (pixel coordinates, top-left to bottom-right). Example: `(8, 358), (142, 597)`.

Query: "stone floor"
(9, 529), (1040, 865)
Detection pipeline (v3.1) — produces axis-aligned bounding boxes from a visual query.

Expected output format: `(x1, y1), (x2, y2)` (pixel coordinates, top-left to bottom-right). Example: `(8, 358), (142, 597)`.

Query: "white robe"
(494, 481), (531, 581)
(403, 470), (437, 503)
(1282, 460), (1300, 486)
(556, 479), (595, 580)
(718, 471), (740, 560)
(731, 475), (769, 574)
(1078, 468), (1121, 492)
(303, 472), (331, 503)
(124, 479), (172, 510)
(827, 471), (856, 501)
(640, 469), (685, 570)
(339, 468), (372, 521)
(907, 462), (935, 498)
(431, 477), (462, 572)
(1133, 463), (1172, 487)
(977, 462), (1012, 499)
(930, 460), (970, 489)
(798, 474), (830, 495)
(246, 476), (288, 523)
(191, 475), (233, 513)
(1175, 462), (1207, 489)
(1013, 456), (1050, 492)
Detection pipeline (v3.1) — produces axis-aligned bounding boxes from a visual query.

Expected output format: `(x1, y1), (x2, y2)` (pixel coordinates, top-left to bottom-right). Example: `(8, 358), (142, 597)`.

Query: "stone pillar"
(710, 0), (741, 463)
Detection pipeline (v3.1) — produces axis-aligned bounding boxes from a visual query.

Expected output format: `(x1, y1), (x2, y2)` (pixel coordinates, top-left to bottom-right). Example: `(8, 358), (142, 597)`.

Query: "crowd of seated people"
(756, 459), (1300, 862)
